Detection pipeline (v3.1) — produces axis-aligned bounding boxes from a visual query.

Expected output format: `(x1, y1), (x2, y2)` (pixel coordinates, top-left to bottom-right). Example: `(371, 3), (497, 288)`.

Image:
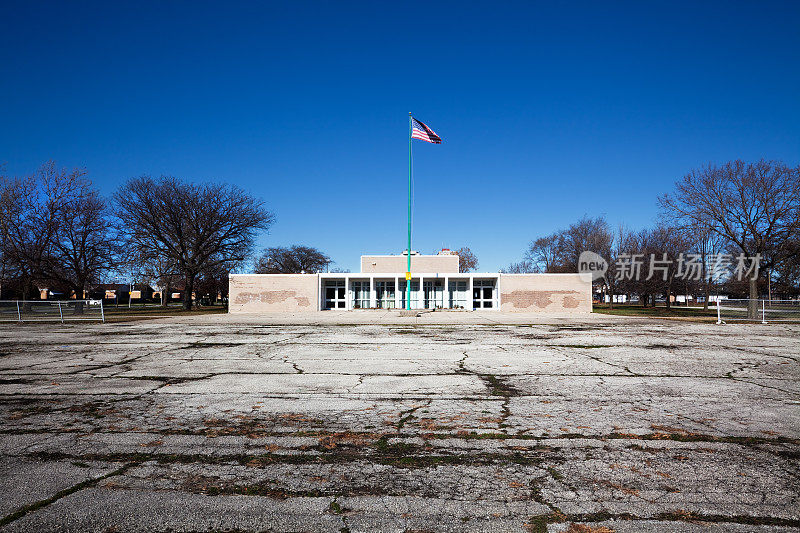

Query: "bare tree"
(50, 186), (119, 310)
(195, 265), (229, 304)
(772, 235), (800, 298)
(116, 176), (274, 310)
(0, 162), (86, 300)
(501, 260), (535, 273)
(524, 234), (564, 273)
(660, 160), (800, 318)
(601, 224), (628, 309)
(254, 245), (331, 274)
(132, 247), (181, 307)
(455, 247), (478, 273)
(689, 224), (726, 310)
(615, 228), (659, 307)
(524, 216), (613, 274)
(561, 216), (613, 272)
(650, 224), (692, 310)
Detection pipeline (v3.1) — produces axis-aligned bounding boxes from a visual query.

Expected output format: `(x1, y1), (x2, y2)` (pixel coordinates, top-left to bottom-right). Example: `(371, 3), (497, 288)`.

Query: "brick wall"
(229, 274), (318, 313)
(500, 274), (592, 313)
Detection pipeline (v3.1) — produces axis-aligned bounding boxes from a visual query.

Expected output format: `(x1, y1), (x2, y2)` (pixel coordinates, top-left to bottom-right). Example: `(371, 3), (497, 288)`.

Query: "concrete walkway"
(206, 309), (628, 326)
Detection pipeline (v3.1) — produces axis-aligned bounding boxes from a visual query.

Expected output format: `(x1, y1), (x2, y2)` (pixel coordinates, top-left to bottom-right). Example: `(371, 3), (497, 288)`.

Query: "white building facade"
(229, 251), (593, 315)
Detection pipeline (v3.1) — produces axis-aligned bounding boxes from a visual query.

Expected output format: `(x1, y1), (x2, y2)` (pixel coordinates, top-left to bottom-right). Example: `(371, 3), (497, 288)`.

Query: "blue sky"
(2, 1), (799, 272)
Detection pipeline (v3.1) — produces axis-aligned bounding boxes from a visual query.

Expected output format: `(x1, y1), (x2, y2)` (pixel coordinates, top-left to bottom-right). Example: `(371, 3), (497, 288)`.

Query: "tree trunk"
(665, 283), (672, 310)
(73, 289), (84, 315)
(748, 277), (759, 320)
(72, 282), (86, 315)
(21, 278), (34, 312)
(161, 284), (170, 307)
(183, 275), (195, 311)
(607, 283), (614, 310)
(702, 265), (710, 312)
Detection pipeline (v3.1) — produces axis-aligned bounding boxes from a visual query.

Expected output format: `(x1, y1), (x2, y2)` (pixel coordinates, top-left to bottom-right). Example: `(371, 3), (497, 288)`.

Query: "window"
(376, 281), (396, 309)
(398, 281), (420, 309)
(448, 280), (467, 308)
(352, 281), (371, 309)
(473, 279), (495, 309)
(324, 280), (346, 309)
(423, 280), (444, 309)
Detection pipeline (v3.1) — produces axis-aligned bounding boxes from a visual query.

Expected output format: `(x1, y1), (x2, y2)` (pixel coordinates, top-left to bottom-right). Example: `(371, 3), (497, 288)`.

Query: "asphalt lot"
(0, 313), (798, 532)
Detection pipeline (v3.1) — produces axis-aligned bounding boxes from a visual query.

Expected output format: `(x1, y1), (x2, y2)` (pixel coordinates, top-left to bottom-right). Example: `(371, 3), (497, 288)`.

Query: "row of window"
(323, 279), (495, 309)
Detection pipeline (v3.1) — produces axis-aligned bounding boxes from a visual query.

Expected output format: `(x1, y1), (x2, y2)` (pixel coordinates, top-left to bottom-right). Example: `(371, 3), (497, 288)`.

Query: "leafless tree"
(0, 165), (6, 298)
(0, 162), (87, 300)
(455, 247), (478, 273)
(660, 160), (800, 318)
(771, 235), (800, 298)
(116, 176), (274, 310)
(615, 225), (691, 308)
(254, 245), (331, 274)
(561, 216), (613, 272)
(601, 224), (629, 309)
(50, 186), (119, 310)
(524, 234), (564, 273)
(195, 265), (229, 304)
(132, 247), (182, 307)
(689, 224), (726, 310)
(501, 260), (536, 273)
(650, 224), (692, 310)
(524, 216), (613, 275)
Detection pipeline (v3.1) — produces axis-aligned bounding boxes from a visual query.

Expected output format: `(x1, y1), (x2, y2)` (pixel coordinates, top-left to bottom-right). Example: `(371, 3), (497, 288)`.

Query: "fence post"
(16, 300), (21, 322)
(761, 299), (766, 324)
(716, 299), (721, 325)
(57, 301), (63, 324)
(100, 300), (105, 323)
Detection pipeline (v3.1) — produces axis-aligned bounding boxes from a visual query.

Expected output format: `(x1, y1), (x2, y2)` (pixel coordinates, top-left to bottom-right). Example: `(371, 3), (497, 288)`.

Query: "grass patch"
(101, 304), (227, 323)
(481, 374), (519, 397)
(554, 345), (614, 349)
(592, 304), (716, 320)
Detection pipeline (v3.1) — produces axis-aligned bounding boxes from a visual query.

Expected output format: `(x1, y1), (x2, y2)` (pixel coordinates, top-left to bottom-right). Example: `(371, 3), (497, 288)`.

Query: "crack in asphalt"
(0, 462), (135, 528)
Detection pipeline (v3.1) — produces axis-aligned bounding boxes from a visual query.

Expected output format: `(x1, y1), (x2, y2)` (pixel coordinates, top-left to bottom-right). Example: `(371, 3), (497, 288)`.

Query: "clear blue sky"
(2, 1), (799, 272)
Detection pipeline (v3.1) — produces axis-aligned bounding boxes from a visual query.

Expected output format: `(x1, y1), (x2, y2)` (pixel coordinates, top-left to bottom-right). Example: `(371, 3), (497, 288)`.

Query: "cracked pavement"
(0, 314), (798, 532)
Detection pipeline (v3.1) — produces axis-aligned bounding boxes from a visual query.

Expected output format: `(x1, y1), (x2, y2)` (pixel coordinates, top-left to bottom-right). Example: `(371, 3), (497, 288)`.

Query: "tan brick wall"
(229, 274), (318, 313)
(361, 255), (459, 274)
(500, 274), (592, 314)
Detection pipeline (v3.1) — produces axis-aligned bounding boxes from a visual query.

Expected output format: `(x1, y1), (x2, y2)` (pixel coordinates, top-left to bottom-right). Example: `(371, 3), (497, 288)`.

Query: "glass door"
(324, 280), (346, 309)
(473, 279), (495, 309)
(448, 280), (467, 308)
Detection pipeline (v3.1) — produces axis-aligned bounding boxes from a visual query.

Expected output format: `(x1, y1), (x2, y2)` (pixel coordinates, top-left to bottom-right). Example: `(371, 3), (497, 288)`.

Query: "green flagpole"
(406, 113), (412, 310)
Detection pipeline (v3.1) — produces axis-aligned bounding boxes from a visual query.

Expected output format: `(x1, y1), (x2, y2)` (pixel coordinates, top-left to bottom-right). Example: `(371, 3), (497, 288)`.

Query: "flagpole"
(406, 112), (412, 310)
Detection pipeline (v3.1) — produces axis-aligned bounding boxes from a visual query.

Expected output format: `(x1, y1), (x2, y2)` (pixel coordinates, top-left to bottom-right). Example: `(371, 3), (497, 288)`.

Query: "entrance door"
(423, 280), (444, 309)
(324, 280), (346, 309)
(473, 279), (495, 309)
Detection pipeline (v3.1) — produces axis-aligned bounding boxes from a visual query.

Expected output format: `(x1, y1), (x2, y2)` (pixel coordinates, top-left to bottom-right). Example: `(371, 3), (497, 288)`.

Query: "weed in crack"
(0, 463), (135, 527)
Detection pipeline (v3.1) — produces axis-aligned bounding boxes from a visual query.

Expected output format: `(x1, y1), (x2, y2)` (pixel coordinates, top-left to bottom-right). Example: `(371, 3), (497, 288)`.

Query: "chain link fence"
(0, 300), (105, 323)
(716, 299), (800, 324)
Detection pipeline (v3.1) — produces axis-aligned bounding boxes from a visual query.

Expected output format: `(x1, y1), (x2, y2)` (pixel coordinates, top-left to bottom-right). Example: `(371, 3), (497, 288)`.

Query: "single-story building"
(229, 251), (592, 314)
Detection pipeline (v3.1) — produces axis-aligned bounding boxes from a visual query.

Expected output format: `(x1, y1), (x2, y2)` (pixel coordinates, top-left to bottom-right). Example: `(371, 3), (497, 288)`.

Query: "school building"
(228, 250), (592, 315)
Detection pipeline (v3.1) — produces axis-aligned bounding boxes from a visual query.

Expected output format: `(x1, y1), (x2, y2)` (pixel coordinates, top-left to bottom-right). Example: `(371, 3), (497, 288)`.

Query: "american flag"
(411, 117), (442, 144)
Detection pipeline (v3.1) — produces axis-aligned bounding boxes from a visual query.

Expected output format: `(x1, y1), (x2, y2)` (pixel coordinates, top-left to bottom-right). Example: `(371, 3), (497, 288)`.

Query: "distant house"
(89, 283), (154, 303)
